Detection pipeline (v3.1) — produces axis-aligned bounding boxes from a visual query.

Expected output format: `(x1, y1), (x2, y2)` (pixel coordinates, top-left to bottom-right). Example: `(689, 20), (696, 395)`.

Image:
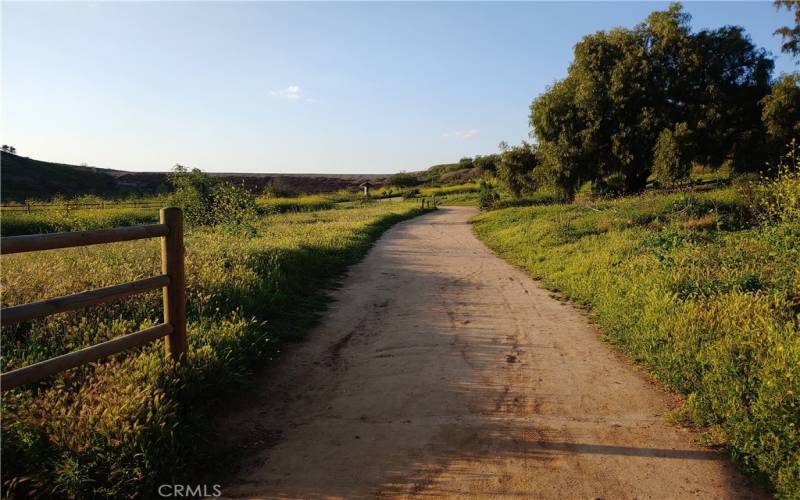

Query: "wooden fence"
(1, 201), (164, 213)
(0, 207), (186, 391)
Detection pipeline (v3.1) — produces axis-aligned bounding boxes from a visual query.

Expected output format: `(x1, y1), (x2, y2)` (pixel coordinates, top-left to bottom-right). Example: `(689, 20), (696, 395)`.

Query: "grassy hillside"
(1, 201), (430, 497)
(473, 184), (800, 496)
(0, 152), (127, 201)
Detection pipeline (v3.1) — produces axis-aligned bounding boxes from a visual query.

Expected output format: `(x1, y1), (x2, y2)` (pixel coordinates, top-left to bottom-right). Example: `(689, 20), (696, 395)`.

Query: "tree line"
(478, 2), (800, 200)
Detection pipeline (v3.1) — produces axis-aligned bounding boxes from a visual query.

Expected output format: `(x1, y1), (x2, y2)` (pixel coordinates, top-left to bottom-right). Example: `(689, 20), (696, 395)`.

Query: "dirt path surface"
(219, 206), (765, 499)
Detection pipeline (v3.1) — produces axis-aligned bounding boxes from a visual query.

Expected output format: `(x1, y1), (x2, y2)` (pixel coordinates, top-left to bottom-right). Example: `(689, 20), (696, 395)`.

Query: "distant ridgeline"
(0, 151), (388, 201)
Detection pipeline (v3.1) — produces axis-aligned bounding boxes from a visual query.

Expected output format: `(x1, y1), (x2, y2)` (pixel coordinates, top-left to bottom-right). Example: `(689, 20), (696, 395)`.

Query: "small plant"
(748, 139), (800, 224)
(652, 123), (693, 186)
(478, 180), (500, 210)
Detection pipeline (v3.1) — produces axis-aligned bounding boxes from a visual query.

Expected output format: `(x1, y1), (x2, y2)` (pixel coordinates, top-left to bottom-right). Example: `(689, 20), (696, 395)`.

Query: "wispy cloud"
(442, 129), (479, 139)
(270, 85), (304, 100)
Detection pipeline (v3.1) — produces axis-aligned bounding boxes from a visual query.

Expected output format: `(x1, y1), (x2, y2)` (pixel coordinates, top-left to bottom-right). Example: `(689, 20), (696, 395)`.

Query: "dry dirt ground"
(218, 206), (766, 499)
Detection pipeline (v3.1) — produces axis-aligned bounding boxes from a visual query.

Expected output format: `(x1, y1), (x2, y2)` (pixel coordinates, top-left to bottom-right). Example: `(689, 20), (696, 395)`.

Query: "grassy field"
(472, 185), (799, 496)
(1, 201), (428, 497)
(256, 194), (335, 213)
(0, 195), (343, 236)
(1, 207), (160, 236)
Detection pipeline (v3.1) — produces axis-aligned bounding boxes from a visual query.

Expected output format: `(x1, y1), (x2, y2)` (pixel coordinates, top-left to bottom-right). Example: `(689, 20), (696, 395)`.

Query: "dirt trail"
(219, 206), (765, 499)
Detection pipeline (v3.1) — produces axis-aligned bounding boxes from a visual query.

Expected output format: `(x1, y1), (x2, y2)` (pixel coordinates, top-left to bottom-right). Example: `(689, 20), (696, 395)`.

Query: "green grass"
(1, 201), (429, 498)
(418, 182), (480, 197)
(256, 194), (335, 213)
(472, 187), (799, 497)
(1, 207), (160, 236)
(0, 195), (337, 236)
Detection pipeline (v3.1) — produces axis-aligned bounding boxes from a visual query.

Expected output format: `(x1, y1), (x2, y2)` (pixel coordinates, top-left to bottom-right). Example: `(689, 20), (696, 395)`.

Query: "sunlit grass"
(473, 187), (800, 497)
(1, 201), (428, 497)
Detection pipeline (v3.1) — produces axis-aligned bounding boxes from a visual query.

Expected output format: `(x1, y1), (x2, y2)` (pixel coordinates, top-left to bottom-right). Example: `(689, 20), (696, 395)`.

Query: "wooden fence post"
(160, 207), (187, 362)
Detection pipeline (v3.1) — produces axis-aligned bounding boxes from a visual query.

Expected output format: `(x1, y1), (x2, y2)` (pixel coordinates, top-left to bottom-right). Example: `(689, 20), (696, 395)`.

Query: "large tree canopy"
(528, 3), (774, 198)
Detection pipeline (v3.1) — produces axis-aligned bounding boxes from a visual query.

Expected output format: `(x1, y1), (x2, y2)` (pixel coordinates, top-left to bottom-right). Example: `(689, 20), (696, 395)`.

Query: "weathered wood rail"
(0, 207), (186, 391)
(1, 201), (163, 212)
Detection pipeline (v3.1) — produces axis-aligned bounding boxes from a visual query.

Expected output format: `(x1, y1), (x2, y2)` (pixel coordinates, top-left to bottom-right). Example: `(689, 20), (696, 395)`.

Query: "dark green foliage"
(1, 151), (124, 201)
(168, 165), (257, 227)
(477, 180), (499, 210)
(529, 3), (774, 197)
(496, 142), (540, 198)
(774, 0), (800, 59)
(762, 73), (800, 162)
(653, 123), (694, 185)
(386, 172), (421, 188)
(473, 154), (500, 175)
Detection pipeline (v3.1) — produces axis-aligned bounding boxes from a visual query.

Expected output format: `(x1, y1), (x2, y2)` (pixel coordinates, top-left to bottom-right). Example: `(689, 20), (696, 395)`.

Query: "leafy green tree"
(774, 0), (800, 59)
(496, 142), (539, 198)
(473, 154), (500, 175)
(530, 77), (593, 198)
(530, 3), (774, 196)
(458, 157), (474, 169)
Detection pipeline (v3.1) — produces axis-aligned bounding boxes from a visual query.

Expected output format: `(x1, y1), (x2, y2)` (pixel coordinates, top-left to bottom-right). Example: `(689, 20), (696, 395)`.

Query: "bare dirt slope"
(219, 206), (765, 499)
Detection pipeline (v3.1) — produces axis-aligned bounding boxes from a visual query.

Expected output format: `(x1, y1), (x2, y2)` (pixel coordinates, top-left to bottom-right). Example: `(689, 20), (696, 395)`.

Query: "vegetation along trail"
(218, 206), (764, 499)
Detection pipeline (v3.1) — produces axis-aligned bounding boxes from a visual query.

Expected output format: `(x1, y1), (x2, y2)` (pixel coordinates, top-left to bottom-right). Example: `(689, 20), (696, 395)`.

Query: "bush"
(386, 172), (420, 188)
(748, 140), (800, 224)
(496, 142), (539, 198)
(168, 165), (257, 227)
(653, 123), (693, 186)
(478, 180), (500, 210)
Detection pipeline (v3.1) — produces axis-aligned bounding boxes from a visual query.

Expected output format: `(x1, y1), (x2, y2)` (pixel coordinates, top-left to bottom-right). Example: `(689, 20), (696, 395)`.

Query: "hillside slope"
(0, 152), (125, 201)
(0, 152), (389, 201)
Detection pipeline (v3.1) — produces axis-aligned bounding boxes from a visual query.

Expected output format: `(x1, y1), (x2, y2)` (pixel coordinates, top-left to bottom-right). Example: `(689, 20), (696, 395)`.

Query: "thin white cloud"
(442, 129), (479, 139)
(270, 85), (303, 100)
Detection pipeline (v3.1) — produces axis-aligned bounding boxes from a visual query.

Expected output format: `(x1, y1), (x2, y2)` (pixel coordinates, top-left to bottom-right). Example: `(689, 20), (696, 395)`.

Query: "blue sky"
(2, 2), (796, 174)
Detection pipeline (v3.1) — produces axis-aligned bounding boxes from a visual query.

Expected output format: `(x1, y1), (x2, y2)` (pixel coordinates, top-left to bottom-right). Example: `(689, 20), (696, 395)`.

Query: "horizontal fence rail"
(1, 324), (173, 391)
(1, 224), (169, 254)
(0, 208), (186, 391)
(1, 202), (164, 212)
(1, 275), (170, 326)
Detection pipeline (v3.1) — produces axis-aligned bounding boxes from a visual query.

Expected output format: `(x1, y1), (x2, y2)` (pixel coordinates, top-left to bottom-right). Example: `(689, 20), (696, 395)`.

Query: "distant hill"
(1, 152), (128, 201)
(0, 152), (389, 202)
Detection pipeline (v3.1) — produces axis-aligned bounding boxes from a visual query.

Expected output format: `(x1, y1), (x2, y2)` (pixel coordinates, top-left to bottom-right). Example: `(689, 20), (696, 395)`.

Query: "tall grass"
(1, 202), (427, 497)
(473, 185), (799, 497)
(1, 207), (159, 236)
(256, 194), (335, 213)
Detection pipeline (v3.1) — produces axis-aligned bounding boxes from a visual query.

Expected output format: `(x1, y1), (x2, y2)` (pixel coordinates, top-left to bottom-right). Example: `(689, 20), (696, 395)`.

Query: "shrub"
(496, 142), (539, 198)
(478, 180), (500, 210)
(386, 172), (420, 188)
(653, 123), (693, 186)
(748, 140), (800, 224)
(168, 165), (257, 227)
